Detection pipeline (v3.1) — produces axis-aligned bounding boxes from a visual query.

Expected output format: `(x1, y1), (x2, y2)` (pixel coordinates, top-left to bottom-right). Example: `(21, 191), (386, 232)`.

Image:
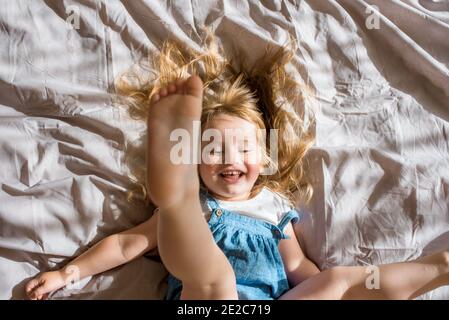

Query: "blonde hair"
(116, 32), (315, 206)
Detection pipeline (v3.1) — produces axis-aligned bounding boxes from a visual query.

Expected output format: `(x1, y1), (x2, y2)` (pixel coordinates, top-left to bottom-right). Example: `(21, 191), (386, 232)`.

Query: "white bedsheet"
(0, 0), (448, 299)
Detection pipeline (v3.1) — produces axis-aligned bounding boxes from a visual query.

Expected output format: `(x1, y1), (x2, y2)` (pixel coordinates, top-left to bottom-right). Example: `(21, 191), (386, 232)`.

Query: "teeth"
(221, 170), (242, 176)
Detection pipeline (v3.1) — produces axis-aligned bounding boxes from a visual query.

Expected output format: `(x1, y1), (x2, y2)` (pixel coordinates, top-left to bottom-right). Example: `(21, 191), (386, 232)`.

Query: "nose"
(224, 145), (243, 165)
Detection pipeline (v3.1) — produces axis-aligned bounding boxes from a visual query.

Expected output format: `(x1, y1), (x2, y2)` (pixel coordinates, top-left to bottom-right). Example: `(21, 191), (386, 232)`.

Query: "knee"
(324, 266), (345, 279)
(323, 267), (351, 290)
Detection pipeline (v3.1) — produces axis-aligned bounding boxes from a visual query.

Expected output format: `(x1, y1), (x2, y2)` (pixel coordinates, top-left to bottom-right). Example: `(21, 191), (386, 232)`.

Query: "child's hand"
(25, 271), (67, 300)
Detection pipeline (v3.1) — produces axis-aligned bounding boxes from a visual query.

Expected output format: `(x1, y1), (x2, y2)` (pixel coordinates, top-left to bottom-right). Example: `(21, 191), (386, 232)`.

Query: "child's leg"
(279, 250), (449, 300)
(147, 76), (237, 299)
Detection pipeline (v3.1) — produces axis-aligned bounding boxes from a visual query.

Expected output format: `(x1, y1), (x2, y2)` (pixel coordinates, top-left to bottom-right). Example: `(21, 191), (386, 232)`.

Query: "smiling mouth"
(220, 170), (244, 177)
(219, 170), (245, 183)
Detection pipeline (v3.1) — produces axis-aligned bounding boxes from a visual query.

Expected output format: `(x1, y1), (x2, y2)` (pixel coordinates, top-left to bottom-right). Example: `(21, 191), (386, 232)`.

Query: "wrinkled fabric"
(0, 0), (448, 299)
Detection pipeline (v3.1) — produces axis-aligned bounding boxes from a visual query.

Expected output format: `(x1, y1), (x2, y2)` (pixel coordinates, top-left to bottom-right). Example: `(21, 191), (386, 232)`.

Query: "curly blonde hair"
(116, 32), (315, 206)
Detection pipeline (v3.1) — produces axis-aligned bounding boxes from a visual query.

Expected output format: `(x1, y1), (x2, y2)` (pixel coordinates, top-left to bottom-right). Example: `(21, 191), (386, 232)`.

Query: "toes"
(174, 79), (185, 94)
(159, 87), (168, 97)
(150, 93), (160, 104)
(150, 77), (200, 104)
(184, 75), (203, 98)
(167, 82), (177, 94)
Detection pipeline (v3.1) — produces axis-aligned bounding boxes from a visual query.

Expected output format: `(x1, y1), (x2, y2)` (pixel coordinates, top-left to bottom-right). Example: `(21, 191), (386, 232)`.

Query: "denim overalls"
(165, 192), (300, 300)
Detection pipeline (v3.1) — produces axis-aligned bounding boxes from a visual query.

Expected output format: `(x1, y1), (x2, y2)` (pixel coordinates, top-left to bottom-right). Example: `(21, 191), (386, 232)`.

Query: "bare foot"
(146, 76), (203, 208)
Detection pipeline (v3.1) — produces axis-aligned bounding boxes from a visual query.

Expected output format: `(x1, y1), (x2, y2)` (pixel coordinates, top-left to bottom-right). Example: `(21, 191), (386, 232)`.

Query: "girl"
(25, 34), (449, 300)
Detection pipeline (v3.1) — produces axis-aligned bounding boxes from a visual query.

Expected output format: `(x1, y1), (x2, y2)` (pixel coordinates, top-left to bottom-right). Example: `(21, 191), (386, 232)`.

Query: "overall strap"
(201, 190), (221, 211)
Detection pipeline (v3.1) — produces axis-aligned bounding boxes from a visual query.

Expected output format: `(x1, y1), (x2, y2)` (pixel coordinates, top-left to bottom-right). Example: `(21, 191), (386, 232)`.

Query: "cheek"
(245, 164), (261, 182)
(199, 165), (216, 182)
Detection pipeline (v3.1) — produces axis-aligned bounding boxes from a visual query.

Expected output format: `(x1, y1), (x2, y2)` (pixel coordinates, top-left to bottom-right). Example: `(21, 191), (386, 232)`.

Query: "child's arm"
(25, 209), (159, 300)
(279, 222), (321, 287)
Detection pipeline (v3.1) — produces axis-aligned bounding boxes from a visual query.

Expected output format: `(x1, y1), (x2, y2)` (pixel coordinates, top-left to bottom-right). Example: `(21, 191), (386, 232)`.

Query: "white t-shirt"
(201, 187), (295, 226)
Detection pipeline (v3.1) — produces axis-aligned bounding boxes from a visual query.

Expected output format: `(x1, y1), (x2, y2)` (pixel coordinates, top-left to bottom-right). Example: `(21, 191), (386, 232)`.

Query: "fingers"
(29, 286), (48, 300)
(35, 292), (49, 301)
(25, 278), (39, 294)
(26, 278), (49, 300)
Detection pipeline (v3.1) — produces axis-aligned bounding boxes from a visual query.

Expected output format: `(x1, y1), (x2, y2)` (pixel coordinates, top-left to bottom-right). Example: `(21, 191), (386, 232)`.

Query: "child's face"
(199, 114), (262, 201)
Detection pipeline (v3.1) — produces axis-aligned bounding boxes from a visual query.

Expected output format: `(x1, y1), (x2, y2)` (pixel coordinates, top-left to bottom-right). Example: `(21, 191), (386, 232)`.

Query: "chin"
(215, 186), (251, 200)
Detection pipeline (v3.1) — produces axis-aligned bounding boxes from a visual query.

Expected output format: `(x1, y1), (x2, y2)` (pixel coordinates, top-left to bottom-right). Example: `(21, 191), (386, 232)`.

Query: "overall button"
(274, 229), (281, 237)
(215, 209), (223, 217)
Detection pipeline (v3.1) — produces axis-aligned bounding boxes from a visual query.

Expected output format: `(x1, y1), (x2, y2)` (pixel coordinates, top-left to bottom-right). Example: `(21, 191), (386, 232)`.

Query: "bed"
(0, 0), (448, 299)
